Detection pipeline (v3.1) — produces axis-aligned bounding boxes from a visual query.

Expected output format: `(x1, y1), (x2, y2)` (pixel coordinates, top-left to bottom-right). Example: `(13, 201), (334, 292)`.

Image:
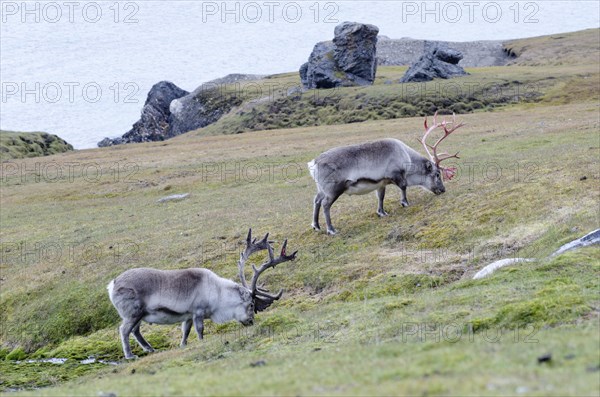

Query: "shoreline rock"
(400, 42), (469, 83)
(301, 21), (379, 89)
(98, 81), (189, 147)
(99, 75), (259, 147)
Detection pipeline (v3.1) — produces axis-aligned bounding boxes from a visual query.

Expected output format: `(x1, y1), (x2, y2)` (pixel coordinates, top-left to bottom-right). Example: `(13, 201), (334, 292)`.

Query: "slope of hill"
(0, 29), (598, 395)
(0, 131), (74, 161)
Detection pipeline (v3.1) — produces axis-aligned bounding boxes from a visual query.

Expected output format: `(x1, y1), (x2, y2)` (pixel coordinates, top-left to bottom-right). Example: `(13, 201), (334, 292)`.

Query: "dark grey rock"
(435, 47), (463, 64)
(304, 41), (342, 89)
(97, 137), (124, 147)
(301, 22), (379, 89)
(98, 81), (188, 147)
(333, 21), (379, 84)
(299, 62), (309, 88)
(400, 43), (469, 83)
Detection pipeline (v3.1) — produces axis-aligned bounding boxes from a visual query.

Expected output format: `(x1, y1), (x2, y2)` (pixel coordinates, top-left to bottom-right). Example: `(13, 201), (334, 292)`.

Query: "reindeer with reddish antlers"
(419, 111), (464, 181)
(108, 229), (297, 359)
(308, 112), (464, 235)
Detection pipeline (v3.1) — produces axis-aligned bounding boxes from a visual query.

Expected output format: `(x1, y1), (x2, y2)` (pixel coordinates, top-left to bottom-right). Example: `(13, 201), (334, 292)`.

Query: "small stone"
(250, 360), (266, 367)
(537, 353), (552, 363)
(157, 193), (190, 203)
(516, 386), (529, 394)
(580, 176), (587, 181)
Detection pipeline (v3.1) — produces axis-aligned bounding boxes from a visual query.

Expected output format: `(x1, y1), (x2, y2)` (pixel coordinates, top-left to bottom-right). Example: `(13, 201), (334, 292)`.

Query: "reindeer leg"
(132, 321), (154, 353)
(400, 187), (409, 207)
(193, 314), (204, 341)
(119, 317), (142, 360)
(393, 172), (409, 207)
(181, 319), (193, 347)
(312, 191), (325, 231)
(323, 192), (342, 236)
(376, 187), (388, 217)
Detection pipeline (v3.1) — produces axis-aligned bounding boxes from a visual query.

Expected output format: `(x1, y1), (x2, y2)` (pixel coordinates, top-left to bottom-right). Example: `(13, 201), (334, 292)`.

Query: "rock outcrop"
(98, 81), (188, 147)
(400, 43), (469, 83)
(98, 76), (251, 147)
(168, 84), (243, 136)
(300, 21), (379, 89)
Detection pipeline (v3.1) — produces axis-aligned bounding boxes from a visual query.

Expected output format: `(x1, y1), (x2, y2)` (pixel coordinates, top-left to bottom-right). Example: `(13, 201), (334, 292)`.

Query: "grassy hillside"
(0, 29), (599, 395)
(0, 131), (74, 161)
(503, 28), (600, 66)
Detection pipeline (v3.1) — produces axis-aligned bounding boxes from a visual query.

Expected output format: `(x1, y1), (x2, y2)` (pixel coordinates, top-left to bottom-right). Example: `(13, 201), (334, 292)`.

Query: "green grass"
(0, 131), (73, 161)
(0, 28), (599, 395)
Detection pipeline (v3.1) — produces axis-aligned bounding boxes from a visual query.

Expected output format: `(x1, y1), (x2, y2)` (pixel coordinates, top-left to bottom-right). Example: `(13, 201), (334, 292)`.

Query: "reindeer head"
(417, 111), (464, 193)
(236, 229), (297, 325)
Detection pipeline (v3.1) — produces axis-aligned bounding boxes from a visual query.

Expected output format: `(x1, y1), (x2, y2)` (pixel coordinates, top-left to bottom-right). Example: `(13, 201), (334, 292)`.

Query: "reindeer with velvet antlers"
(308, 112), (464, 235)
(108, 229), (297, 359)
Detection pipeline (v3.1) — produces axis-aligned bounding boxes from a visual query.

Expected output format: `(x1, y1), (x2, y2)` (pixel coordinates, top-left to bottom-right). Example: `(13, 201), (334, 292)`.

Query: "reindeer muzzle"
(434, 186), (446, 195)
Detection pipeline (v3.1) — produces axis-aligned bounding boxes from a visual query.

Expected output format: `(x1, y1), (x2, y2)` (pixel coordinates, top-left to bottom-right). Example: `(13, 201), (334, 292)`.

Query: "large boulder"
(400, 43), (468, 83)
(98, 81), (188, 147)
(301, 22), (379, 89)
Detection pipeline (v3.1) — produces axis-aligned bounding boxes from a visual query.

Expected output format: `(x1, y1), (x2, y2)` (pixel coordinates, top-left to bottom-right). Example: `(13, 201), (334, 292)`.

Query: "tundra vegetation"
(0, 29), (598, 395)
(0, 131), (73, 161)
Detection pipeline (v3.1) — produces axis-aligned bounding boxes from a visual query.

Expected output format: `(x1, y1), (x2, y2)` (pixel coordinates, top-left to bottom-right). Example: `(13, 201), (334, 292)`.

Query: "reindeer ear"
(425, 161), (433, 173)
(253, 297), (274, 313)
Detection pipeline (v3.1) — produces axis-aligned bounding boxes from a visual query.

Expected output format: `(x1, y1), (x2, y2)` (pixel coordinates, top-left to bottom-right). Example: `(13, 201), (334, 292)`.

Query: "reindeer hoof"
(312, 223), (321, 231)
(125, 354), (138, 360)
(143, 347), (155, 353)
(401, 201), (409, 207)
(377, 210), (389, 217)
(327, 229), (337, 236)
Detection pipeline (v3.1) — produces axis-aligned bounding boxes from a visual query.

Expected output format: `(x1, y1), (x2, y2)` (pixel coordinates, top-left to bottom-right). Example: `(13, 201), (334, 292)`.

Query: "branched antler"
(237, 228), (297, 311)
(418, 111), (465, 180)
